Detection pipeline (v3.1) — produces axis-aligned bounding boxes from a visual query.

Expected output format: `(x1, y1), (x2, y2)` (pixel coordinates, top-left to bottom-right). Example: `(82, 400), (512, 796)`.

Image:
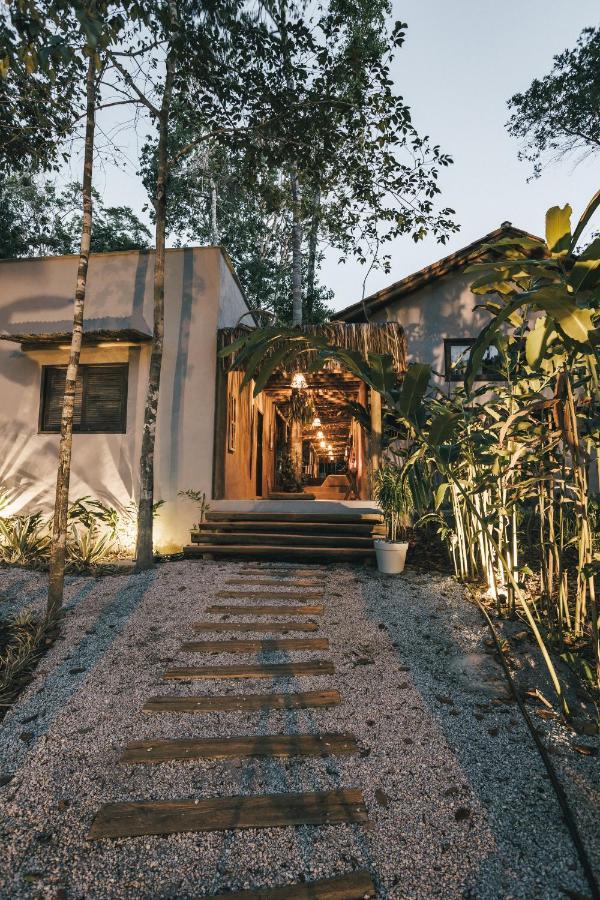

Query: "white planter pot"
(374, 539), (408, 575)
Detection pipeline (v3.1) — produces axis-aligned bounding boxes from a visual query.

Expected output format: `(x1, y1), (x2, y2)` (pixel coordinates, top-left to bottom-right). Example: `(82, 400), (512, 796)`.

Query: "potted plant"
(372, 465), (411, 574)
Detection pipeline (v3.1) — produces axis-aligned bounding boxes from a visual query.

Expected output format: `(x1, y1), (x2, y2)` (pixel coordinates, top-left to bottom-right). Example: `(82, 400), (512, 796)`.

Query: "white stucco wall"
(0, 245), (249, 551)
(367, 269), (492, 386)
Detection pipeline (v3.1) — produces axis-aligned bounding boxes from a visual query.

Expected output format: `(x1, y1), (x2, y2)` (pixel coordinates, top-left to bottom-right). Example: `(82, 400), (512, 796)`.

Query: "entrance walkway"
(0, 562), (595, 898)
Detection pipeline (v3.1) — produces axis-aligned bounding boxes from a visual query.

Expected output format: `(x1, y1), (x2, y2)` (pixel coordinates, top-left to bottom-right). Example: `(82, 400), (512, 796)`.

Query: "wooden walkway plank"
(142, 690), (341, 714)
(217, 590), (323, 601)
(209, 870), (376, 900)
(88, 789), (368, 839)
(191, 622), (319, 634)
(242, 569), (325, 577)
(225, 579), (321, 588)
(162, 660), (335, 681)
(206, 605), (324, 617)
(121, 733), (358, 764)
(180, 638), (329, 653)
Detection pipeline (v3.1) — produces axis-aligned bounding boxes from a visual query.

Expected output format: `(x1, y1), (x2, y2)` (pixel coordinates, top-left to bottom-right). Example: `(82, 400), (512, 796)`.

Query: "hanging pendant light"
(290, 372), (307, 390)
(312, 416), (321, 428)
(319, 440), (326, 449)
(316, 429), (324, 440)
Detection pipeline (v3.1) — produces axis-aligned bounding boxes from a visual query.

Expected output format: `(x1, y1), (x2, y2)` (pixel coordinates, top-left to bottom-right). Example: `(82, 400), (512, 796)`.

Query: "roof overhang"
(0, 328), (152, 347)
(337, 224), (544, 322)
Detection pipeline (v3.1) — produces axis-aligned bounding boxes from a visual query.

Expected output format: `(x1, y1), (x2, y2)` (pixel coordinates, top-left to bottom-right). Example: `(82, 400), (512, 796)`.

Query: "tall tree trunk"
(134, 49), (176, 570)
(47, 55), (96, 619)
(305, 187), (320, 323)
(290, 170), (303, 326)
(210, 177), (219, 244)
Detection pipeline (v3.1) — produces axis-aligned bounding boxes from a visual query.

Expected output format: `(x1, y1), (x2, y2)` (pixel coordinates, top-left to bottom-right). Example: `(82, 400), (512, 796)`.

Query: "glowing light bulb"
(316, 430), (324, 440)
(312, 417), (321, 428)
(290, 372), (307, 390)
(319, 440), (326, 449)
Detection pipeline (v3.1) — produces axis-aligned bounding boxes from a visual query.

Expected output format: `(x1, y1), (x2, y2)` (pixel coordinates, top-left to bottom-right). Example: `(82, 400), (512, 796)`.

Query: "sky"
(85, 0), (599, 313)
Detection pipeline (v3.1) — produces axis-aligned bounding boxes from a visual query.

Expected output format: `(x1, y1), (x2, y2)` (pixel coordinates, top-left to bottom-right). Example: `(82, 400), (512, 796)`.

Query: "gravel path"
(0, 561), (598, 899)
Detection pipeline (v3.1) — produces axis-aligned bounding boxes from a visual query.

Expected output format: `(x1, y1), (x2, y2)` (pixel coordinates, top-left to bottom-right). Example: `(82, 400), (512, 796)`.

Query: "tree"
(0, 176), (151, 258)
(154, 141), (333, 321)
(0, 2), (79, 176)
(4, 0), (144, 615)
(108, 0), (253, 568)
(506, 26), (600, 177)
(165, 1), (455, 325)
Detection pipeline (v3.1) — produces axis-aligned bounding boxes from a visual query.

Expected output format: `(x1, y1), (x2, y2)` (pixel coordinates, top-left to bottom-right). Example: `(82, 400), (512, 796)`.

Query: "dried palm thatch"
(218, 321), (407, 376)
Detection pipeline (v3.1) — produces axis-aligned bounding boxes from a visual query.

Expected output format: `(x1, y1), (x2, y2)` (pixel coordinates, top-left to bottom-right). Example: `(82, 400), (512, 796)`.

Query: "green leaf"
(570, 189), (600, 250)
(397, 363), (431, 418)
(464, 296), (524, 392)
(568, 238), (600, 292)
(434, 482), (449, 509)
(428, 411), (460, 445)
(545, 204), (572, 256)
(525, 316), (554, 369)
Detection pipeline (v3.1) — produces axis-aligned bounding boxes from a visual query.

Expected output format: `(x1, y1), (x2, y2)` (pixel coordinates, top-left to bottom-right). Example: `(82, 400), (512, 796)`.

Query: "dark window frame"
(39, 362), (129, 434)
(444, 338), (504, 383)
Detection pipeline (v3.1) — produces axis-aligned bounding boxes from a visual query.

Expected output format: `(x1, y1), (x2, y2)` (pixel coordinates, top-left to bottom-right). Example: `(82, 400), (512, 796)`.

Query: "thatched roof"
(217, 321), (407, 376)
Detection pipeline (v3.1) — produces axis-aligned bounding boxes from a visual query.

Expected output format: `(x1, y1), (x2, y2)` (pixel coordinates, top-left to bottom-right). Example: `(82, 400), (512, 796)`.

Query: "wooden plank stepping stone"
(217, 590), (323, 601)
(121, 733), (358, 764)
(163, 661), (335, 680)
(207, 605), (324, 617)
(143, 690), (341, 714)
(191, 622), (319, 634)
(180, 638), (329, 653)
(210, 870), (376, 900)
(88, 789), (368, 839)
(225, 578), (319, 588)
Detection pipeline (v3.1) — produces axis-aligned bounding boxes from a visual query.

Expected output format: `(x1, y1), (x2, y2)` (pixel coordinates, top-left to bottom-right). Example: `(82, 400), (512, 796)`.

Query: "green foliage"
(0, 495), (131, 570)
(277, 451), (302, 493)
(284, 389), (317, 425)
(141, 1), (455, 324)
(0, 608), (52, 714)
(0, 176), (151, 259)
(66, 522), (116, 572)
(178, 489), (211, 528)
(507, 26), (600, 177)
(228, 190), (600, 709)
(372, 465), (413, 542)
(0, 513), (50, 567)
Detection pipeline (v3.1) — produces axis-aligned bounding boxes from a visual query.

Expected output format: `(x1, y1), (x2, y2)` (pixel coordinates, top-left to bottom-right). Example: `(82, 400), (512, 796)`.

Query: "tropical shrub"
(372, 465), (413, 542)
(0, 513), (51, 567)
(221, 189), (600, 713)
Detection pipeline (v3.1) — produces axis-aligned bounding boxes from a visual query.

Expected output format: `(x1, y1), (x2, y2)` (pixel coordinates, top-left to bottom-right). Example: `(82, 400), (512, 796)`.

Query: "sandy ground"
(0, 560), (598, 899)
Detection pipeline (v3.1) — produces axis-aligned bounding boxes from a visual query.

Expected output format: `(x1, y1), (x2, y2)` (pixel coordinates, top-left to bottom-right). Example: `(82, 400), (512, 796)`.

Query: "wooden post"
(370, 388), (382, 474)
(290, 420), (303, 481)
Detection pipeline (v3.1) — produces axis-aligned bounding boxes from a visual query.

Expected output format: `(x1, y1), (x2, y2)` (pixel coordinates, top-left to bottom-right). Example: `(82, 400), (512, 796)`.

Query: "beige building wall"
(0, 246), (249, 551)
(364, 269), (491, 387)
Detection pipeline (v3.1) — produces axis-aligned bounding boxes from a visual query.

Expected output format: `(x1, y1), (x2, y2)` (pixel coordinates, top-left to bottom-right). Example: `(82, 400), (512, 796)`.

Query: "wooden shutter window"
(40, 364), (128, 433)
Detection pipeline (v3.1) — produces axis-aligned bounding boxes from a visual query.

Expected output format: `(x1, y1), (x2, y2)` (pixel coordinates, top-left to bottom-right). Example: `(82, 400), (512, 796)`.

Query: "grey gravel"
(0, 560), (598, 899)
